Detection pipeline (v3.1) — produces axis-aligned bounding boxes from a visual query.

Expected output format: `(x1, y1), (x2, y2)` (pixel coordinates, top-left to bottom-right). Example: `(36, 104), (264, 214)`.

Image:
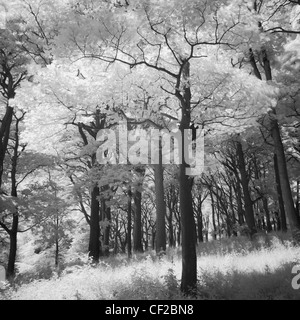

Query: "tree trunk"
(197, 210), (203, 243)
(168, 209), (175, 247)
(296, 181), (300, 224)
(179, 165), (196, 294)
(273, 154), (287, 232)
(0, 105), (13, 189)
(133, 189), (143, 253)
(234, 175), (245, 225)
(6, 115), (19, 280)
(88, 185), (101, 263)
(103, 205), (111, 257)
(236, 140), (257, 235)
(55, 211), (59, 268)
(178, 60), (197, 296)
(127, 187), (132, 258)
(154, 143), (167, 254)
(262, 197), (272, 233)
(210, 190), (217, 240)
(271, 119), (300, 240)
(6, 216), (18, 280)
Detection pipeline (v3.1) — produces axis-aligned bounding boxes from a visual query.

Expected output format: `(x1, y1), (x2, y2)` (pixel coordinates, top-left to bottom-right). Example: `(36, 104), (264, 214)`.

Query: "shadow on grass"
(198, 262), (300, 300)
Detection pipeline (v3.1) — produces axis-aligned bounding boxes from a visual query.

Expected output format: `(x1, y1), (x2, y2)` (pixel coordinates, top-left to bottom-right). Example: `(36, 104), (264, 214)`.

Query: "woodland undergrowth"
(1, 232), (300, 300)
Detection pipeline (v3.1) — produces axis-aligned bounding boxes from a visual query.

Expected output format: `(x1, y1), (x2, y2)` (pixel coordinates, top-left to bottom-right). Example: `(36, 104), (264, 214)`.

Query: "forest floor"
(1, 232), (300, 300)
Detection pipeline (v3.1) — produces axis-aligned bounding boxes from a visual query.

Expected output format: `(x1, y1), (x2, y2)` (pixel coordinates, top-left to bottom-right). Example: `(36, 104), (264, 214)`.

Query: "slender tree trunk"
(127, 187), (132, 258)
(114, 218), (119, 254)
(55, 210), (59, 268)
(168, 209), (175, 247)
(273, 154), (287, 232)
(6, 115), (19, 280)
(210, 190), (217, 240)
(103, 205), (111, 257)
(229, 184), (238, 236)
(262, 197), (272, 233)
(236, 140), (257, 236)
(154, 141), (166, 254)
(296, 181), (300, 224)
(216, 194), (222, 239)
(133, 189), (143, 253)
(234, 176), (245, 225)
(197, 209), (203, 243)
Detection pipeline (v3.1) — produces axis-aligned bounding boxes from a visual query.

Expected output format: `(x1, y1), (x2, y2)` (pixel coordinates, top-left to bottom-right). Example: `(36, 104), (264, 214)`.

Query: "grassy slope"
(1, 233), (300, 300)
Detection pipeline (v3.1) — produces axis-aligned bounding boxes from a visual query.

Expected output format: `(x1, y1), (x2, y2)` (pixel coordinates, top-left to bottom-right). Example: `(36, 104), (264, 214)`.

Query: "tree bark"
(127, 187), (132, 258)
(0, 106), (13, 189)
(296, 181), (300, 224)
(6, 114), (20, 280)
(236, 140), (257, 235)
(88, 185), (101, 263)
(197, 210), (203, 243)
(273, 154), (287, 232)
(103, 204), (111, 257)
(271, 119), (300, 240)
(133, 189), (143, 253)
(210, 190), (217, 240)
(262, 197), (272, 233)
(6, 216), (18, 280)
(154, 141), (167, 254)
(177, 60), (197, 295)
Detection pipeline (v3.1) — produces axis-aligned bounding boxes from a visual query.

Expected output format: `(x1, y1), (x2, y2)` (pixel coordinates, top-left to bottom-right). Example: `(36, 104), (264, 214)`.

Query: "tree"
(0, 26), (28, 190)
(244, 0), (300, 241)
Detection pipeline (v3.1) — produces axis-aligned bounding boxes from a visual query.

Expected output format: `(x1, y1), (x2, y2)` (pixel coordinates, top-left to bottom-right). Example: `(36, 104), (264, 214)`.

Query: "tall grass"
(1, 232), (300, 300)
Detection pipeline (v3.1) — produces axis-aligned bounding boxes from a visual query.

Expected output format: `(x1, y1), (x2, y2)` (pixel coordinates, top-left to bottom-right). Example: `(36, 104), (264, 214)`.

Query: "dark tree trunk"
(234, 176), (245, 225)
(296, 181), (300, 224)
(197, 210), (203, 243)
(103, 204), (111, 257)
(0, 106), (13, 189)
(273, 154), (287, 232)
(177, 227), (181, 246)
(154, 142), (166, 254)
(6, 115), (20, 280)
(133, 189), (143, 253)
(271, 120), (300, 240)
(210, 190), (217, 240)
(127, 187), (132, 258)
(179, 165), (196, 294)
(6, 216), (18, 280)
(178, 60), (197, 295)
(236, 140), (257, 236)
(168, 209), (175, 247)
(88, 185), (101, 263)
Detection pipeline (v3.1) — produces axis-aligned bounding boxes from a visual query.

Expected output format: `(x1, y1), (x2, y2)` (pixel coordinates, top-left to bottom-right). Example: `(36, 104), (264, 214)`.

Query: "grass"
(1, 232), (300, 300)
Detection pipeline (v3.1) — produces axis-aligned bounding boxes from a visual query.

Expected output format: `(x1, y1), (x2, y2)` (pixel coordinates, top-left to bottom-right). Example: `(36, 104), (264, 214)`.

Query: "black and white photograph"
(0, 0), (300, 304)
